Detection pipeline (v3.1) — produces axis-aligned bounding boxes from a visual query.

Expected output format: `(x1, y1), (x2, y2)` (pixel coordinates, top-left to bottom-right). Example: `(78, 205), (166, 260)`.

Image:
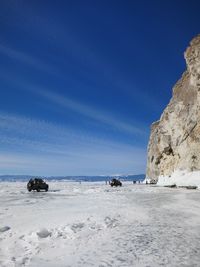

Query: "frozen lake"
(0, 182), (200, 267)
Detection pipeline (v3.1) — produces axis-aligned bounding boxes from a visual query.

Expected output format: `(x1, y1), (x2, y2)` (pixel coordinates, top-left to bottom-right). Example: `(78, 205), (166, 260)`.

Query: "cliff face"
(146, 34), (200, 183)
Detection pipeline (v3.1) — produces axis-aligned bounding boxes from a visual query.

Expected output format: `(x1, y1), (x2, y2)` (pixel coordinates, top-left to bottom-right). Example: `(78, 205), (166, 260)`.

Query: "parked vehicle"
(27, 178), (49, 192)
(110, 178), (122, 187)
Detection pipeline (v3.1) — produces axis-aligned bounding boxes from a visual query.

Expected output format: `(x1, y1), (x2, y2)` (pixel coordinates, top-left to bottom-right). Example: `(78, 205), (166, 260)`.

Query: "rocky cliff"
(146, 34), (200, 183)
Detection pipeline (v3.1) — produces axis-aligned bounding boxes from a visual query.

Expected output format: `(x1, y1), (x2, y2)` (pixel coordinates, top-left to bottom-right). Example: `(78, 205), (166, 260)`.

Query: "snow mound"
(37, 228), (51, 238)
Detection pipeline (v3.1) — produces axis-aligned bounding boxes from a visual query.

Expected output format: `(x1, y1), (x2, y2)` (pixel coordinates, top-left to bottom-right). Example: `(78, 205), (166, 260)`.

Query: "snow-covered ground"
(0, 182), (200, 267)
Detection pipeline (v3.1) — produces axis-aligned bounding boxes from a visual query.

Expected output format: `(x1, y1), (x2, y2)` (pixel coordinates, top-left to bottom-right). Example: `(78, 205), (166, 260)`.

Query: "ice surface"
(0, 181), (200, 267)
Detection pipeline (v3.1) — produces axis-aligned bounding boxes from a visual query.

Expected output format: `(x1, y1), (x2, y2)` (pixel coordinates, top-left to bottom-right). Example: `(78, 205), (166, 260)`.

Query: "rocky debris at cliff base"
(181, 186), (197, 189)
(164, 184), (177, 188)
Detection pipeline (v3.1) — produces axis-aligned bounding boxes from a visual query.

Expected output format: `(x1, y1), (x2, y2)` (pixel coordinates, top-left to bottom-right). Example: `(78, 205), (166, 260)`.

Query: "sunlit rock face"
(146, 34), (200, 183)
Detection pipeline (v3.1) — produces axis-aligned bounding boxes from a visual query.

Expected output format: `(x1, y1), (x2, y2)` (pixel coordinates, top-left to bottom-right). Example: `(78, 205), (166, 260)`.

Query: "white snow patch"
(157, 170), (200, 188)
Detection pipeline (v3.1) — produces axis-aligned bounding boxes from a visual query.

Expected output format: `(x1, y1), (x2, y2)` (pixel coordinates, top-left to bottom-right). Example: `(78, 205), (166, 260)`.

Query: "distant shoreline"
(0, 174), (145, 182)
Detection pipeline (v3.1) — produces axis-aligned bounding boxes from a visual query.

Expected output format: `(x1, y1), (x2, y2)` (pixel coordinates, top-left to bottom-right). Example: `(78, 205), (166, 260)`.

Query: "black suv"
(110, 178), (122, 187)
(27, 178), (49, 192)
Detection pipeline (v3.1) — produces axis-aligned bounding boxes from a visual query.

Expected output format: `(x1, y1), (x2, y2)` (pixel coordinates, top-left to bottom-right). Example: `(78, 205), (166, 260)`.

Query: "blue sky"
(0, 0), (199, 175)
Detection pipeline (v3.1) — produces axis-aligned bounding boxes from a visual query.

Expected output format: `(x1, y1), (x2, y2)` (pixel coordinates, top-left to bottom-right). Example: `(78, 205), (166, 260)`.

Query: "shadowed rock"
(0, 226), (11, 232)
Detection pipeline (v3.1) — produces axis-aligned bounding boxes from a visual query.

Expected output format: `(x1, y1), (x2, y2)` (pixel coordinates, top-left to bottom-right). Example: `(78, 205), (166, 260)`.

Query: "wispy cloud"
(0, 69), (147, 137)
(30, 88), (147, 137)
(0, 149), (146, 176)
(0, 111), (144, 154)
(0, 44), (59, 76)
(0, 112), (146, 175)
(0, 22), (161, 114)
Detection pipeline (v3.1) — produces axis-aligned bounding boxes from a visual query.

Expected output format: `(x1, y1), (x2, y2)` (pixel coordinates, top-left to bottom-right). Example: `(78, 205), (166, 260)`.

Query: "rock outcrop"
(146, 34), (200, 183)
